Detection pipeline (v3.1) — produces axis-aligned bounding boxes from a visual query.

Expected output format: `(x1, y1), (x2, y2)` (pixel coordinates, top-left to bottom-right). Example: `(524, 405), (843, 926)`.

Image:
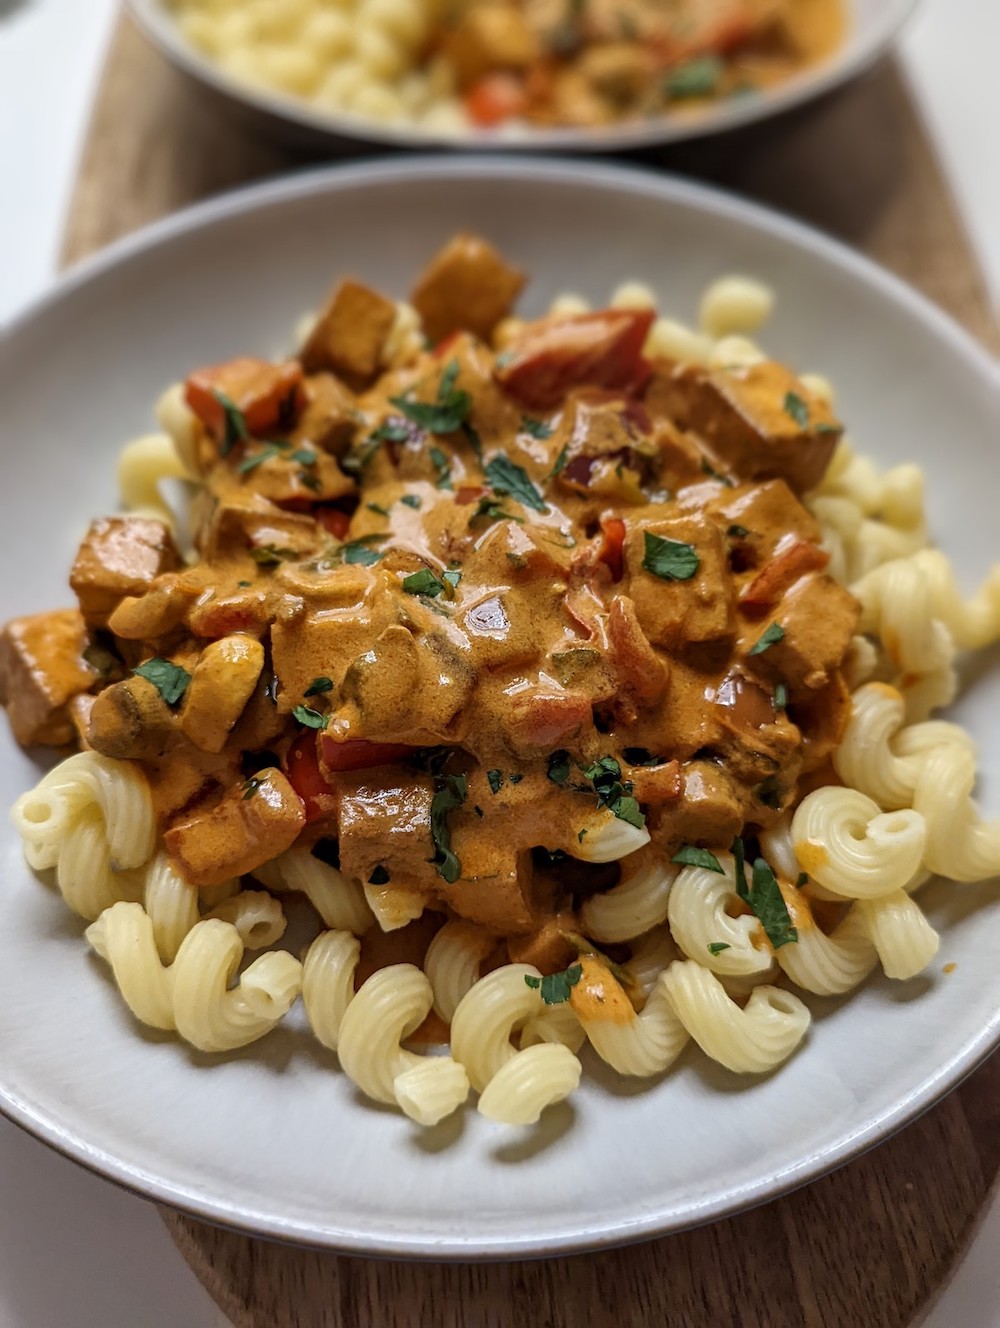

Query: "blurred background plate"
(125, 0), (918, 152)
(1, 157), (998, 1259)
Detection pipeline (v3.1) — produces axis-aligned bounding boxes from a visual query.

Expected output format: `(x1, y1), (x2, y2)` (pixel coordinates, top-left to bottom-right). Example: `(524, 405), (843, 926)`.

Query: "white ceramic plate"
(126, 0), (918, 152)
(1, 159), (998, 1258)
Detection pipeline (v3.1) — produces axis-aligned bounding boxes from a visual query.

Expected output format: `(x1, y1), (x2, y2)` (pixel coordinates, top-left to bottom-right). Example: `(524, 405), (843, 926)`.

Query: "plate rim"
(2, 155), (999, 1260)
(124, 0), (921, 153)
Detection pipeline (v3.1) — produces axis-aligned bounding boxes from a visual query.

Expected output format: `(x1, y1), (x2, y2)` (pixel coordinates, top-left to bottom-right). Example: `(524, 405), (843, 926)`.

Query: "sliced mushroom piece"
(179, 635), (265, 754)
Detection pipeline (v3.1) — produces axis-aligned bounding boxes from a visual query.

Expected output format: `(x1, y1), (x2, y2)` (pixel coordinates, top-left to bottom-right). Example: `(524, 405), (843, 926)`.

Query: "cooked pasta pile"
(167, 0), (844, 133)
(5, 238), (1000, 1132)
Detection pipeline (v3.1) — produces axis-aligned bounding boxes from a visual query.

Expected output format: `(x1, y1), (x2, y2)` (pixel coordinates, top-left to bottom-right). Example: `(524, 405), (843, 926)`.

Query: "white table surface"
(1, 2), (998, 1324)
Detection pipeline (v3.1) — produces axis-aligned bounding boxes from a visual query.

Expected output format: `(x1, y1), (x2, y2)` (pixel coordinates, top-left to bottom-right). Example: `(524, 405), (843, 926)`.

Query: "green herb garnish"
(579, 755), (646, 829)
(429, 446), (453, 490)
(664, 55), (723, 99)
(783, 391), (810, 428)
(548, 444), (570, 479)
(401, 568), (446, 598)
(430, 772), (467, 883)
(642, 532), (700, 581)
(366, 502), (391, 517)
(546, 750), (571, 786)
(521, 416), (554, 440)
(727, 524), (750, 538)
(708, 942), (731, 956)
(389, 358), (471, 436)
(242, 777), (263, 800)
(341, 539), (385, 567)
(774, 682), (788, 710)
(484, 455), (548, 513)
(249, 544), (296, 566)
(487, 769), (504, 795)
(304, 676), (333, 697)
(672, 846), (724, 873)
(470, 495), (524, 526)
(524, 963), (583, 1005)
(749, 623), (785, 655)
(132, 657), (191, 706)
(292, 705), (328, 730)
(747, 857), (798, 949)
(214, 390), (249, 456)
(400, 494), (422, 510)
(238, 442), (285, 474)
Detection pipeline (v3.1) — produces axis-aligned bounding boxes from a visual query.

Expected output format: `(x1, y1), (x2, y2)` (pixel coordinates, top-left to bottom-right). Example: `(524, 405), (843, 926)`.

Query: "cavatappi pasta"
(166, 0), (845, 135)
(5, 235), (1000, 1132)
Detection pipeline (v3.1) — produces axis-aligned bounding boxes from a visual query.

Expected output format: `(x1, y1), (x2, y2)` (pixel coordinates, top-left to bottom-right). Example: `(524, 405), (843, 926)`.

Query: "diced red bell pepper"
(317, 508), (352, 540)
(455, 485), (486, 505)
(495, 309), (655, 410)
(464, 72), (527, 127)
(431, 331), (463, 359)
(185, 357), (305, 443)
(319, 735), (417, 773)
(285, 730), (336, 822)
(739, 541), (830, 609)
(598, 517), (627, 582)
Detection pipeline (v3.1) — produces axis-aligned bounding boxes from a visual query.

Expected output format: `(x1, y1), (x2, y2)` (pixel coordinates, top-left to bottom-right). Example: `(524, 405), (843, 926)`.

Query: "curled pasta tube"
(912, 745), (1000, 882)
(571, 809), (651, 865)
(571, 957), (688, 1078)
(791, 787), (926, 899)
(908, 549), (1000, 650)
(856, 891), (940, 980)
(117, 432), (190, 528)
(662, 961), (810, 1075)
(450, 964), (543, 1092)
(205, 890), (287, 951)
(302, 930), (361, 1053)
(86, 902), (175, 1031)
(519, 1001), (585, 1054)
(775, 896), (877, 996)
(667, 856), (775, 980)
(424, 920), (495, 1022)
(253, 845), (372, 934)
(833, 682), (976, 811)
(338, 965), (469, 1126)
(477, 1044), (582, 1126)
(171, 919), (302, 1053)
(155, 382), (199, 476)
(580, 853), (678, 943)
(13, 751), (156, 875)
(142, 851), (200, 963)
(622, 926), (678, 1002)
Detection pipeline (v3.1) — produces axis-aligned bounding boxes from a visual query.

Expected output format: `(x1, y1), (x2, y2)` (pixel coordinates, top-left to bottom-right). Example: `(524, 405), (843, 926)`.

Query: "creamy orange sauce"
(0, 235), (861, 973)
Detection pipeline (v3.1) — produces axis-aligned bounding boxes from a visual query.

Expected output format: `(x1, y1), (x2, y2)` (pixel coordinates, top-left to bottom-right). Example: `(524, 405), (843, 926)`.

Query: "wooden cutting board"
(63, 16), (1000, 1328)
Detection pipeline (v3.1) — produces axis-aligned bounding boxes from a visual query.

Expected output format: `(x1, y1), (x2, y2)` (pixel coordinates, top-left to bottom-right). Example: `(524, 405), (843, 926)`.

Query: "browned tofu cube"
(411, 234), (525, 345)
(651, 760), (746, 850)
(577, 42), (653, 102)
(0, 609), (96, 746)
(744, 575), (860, 690)
(649, 361), (841, 494)
(293, 372), (360, 456)
(300, 279), (397, 387)
(709, 478), (820, 559)
(625, 513), (735, 649)
(197, 495), (320, 565)
(335, 775), (439, 893)
(443, 5), (539, 86)
(446, 835), (538, 933)
(70, 517), (181, 627)
(165, 768), (305, 887)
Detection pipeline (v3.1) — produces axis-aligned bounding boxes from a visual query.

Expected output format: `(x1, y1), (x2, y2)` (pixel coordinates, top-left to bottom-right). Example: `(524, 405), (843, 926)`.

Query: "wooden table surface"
(63, 16), (1000, 1328)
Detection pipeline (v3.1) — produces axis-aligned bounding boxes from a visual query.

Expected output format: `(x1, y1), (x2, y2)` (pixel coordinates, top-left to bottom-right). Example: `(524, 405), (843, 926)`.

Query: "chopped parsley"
(774, 682), (788, 711)
(664, 55), (723, 99)
(401, 568), (446, 598)
(132, 657), (191, 706)
(366, 502), (391, 517)
(707, 942), (731, 956)
(521, 416), (554, 440)
(368, 866), (391, 886)
(341, 539), (385, 567)
(249, 544), (295, 566)
(579, 755), (645, 829)
(292, 705), (328, 730)
(304, 676), (333, 697)
(732, 838), (798, 950)
(642, 531), (700, 582)
(242, 776), (263, 800)
(237, 580), (252, 588)
(749, 622), (785, 655)
(783, 391), (810, 429)
(238, 441), (286, 474)
(389, 358), (471, 435)
(341, 435), (383, 477)
(700, 457), (734, 486)
(546, 750), (571, 786)
(623, 747), (665, 767)
(429, 446), (453, 490)
(484, 455), (548, 513)
(442, 568), (462, 595)
(796, 871), (809, 888)
(508, 772), (524, 784)
(400, 494), (422, 510)
(816, 422), (840, 435)
(469, 495), (524, 526)
(299, 472), (321, 493)
(727, 524), (750, 538)
(214, 390), (250, 456)
(430, 772), (467, 884)
(524, 963), (583, 1005)
(547, 443), (569, 479)
(372, 420), (411, 444)
(291, 448), (316, 466)
(672, 845), (724, 873)
(487, 769), (504, 794)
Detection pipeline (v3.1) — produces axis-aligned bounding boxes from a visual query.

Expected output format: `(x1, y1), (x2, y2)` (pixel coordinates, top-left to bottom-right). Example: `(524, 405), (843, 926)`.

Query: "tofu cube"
(300, 279), (397, 386)
(0, 609), (96, 746)
(411, 233), (525, 344)
(70, 517), (181, 627)
(625, 513), (735, 648)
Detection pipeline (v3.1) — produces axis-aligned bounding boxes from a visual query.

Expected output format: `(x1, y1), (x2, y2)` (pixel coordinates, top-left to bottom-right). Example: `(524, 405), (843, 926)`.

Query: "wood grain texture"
(64, 15), (1000, 1328)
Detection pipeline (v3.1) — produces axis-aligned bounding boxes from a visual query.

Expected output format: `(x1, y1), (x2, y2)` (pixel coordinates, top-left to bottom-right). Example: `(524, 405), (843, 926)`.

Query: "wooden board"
(63, 16), (1000, 1328)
